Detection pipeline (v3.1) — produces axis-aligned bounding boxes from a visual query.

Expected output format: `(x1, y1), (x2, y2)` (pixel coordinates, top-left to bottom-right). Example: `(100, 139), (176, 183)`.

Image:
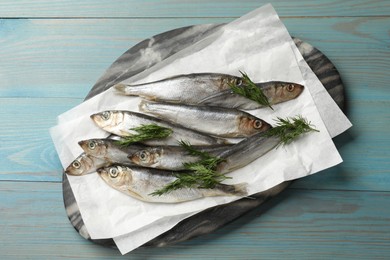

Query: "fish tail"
(138, 99), (151, 112)
(215, 182), (248, 196)
(115, 83), (144, 96)
(114, 83), (129, 94)
(231, 182), (248, 196)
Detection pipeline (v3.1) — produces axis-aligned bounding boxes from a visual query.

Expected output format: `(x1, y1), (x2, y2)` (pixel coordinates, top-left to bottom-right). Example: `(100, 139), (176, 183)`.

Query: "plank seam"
(0, 15), (389, 19)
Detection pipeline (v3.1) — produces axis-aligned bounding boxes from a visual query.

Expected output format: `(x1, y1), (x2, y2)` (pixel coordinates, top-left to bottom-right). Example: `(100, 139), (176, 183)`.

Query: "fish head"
(90, 110), (124, 130)
(65, 153), (94, 176)
(78, 139), (108, 157)
(97, 165), (132, 190)
(272, 82), (304, 103)
(129, 148), (160, 167)
(238, 116), (272, 136)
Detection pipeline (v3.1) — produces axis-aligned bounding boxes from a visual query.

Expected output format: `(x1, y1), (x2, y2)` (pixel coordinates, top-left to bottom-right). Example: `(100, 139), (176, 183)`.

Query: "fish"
(115, 73), (303, 109)
(65, 153), (108, 176)
(78, 138), (145, 164)
(199, 81), (304, 110)
(139, 101), (271, 138)
(97, 165), (248, 203)
(114, 73), (240, 104)
(129, 144), (232, 171)
(90, 110), (228, 146)
(216, 131), (281, 174)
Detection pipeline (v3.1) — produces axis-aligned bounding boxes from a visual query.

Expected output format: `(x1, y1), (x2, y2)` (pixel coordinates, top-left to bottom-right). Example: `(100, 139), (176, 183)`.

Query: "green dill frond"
(266, 115), (319, 146)
(178, 140), (208, 158)
(229, 71), (273, 110)
(151, 141), (228, 196)
(179, 140), (225, 167)
(116, 124), (172, 146)
(150, 167), (231, 196)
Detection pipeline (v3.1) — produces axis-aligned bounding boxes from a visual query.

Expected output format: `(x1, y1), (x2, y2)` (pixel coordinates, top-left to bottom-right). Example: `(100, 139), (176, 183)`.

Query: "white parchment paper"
(113, 212), (197, 254)
(50, 4), (351, 248)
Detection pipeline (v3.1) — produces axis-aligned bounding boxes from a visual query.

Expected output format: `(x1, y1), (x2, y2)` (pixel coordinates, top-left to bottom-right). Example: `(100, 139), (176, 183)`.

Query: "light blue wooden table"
(1, 1), (389, 259)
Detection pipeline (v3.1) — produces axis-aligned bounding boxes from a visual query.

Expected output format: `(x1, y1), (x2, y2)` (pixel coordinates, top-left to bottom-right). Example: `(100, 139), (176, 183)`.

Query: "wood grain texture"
(0, 98), (80, 181)
(0, 17), (388, 99)
(0, 0), (389, 18)
(1, 1), (389, 258)
(0, 182), (389, 259)
(0, 17), (389, 192)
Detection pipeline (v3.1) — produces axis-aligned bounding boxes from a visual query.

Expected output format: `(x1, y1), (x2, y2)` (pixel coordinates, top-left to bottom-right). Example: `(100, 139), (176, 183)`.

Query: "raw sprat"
(140, 100), (271, 138)
(90, 110), (227, 146)
(97, 165), (247, 203)
(114, 72), (304, 110)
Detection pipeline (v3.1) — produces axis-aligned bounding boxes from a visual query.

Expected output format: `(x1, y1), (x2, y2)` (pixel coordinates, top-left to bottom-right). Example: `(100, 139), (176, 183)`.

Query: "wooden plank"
(293, 100), (390, 190)
(1, 181), (389, 258)
(0, 18), (227, 98)
(0, 98), (81, 181)
(0, 0), (389, 18)
(0, 17), (388, 99)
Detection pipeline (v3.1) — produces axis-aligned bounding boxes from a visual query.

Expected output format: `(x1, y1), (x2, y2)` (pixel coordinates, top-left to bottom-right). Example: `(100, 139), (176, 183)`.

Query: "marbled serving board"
(62, 23), (345, 248)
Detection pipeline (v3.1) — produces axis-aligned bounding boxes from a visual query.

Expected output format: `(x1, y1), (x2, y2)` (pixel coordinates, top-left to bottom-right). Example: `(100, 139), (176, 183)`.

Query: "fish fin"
(125, 188), (148, 202)
(107, 134), (122, 141)
(119, 130), (132, 137)
(216, 137), (234, 145)
(198, 90), (232, 104)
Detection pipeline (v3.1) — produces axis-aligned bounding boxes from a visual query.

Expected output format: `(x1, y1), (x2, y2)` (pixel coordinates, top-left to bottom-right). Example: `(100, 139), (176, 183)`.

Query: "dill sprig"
(229, 71), (273, 110)
(116, 124), (173, 146)
(266, 115), (319, 146)
(149, 167), (230, 197)
(179, 140), (225, 169)
(150, 141), (228, 196)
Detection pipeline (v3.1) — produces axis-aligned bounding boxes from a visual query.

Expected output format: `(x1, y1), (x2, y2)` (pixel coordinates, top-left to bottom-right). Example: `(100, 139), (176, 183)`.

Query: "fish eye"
(286, 84), (295, 92)
(109, 167), (119, 178)
(72, 161), (81, 169)
(253, 120), (263, 129)
(88, 141), (96, 150)
(236, 78), (243, 86)
(139, 151), (148, 161)
(101, 111), (111, 120)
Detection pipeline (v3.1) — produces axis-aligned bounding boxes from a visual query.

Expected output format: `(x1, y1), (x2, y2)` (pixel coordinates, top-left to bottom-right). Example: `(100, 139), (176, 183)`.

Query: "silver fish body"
(139, 101), (271, 138)
(90, 110), (228, 146)
(97, 165), (247, 203)
(129, 144), (232, 170)
(114, 73), (240, 104)
(65, 153), (108, 176)
(216, 132), (280, 174)
(78, 138), (145, 164)
(199, 81), (304, 110)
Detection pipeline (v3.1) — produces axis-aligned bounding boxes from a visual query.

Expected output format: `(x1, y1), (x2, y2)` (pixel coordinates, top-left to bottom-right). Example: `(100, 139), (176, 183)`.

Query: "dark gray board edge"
(62, 23), (345, 249)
